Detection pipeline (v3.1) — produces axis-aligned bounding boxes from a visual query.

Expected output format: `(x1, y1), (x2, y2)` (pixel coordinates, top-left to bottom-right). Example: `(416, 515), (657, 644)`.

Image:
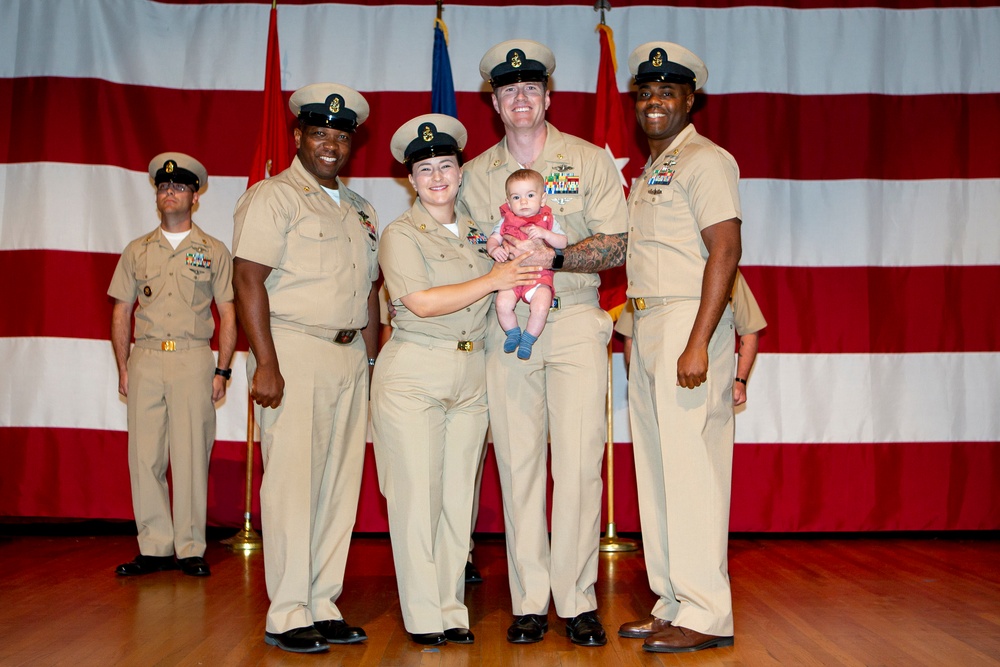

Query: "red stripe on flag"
(3, 428), (996, 531)
(0, 250), (251, 351)
(4, 250), (998, 354)
(5, 78), (1000, 180)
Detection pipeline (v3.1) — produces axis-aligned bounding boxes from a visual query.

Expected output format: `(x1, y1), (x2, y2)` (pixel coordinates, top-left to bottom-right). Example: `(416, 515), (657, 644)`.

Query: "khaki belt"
(271, 318), (359, 344)
(134, 339), (209, 352)
(630, 296), (674, 312)
(549, 287), (599, 311)
(391, 329), (482, 352)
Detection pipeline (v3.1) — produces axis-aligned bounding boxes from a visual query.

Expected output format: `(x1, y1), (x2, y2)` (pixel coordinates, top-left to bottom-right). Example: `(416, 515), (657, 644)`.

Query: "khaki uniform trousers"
(485, 300), (612, 618)
(371, 336), (488, 633)
(249, 327), (368, 634)
(126, 344), (215, 559)
(629, 299), (736, 637)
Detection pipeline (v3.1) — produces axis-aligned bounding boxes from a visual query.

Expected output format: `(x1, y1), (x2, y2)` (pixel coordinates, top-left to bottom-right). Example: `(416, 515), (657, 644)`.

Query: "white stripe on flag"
(3, 2), (998, 95)
(3, 338), (998, 445)
(4, 163), (998, 267)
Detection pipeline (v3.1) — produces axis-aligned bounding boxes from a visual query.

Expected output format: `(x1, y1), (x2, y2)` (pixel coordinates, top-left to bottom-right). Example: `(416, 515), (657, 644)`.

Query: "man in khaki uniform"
(616, 271), (766, 406)
(616, 42), (743, 653)
(460, 39), (627, 647)
(109, 152), (236, 578)
(232, 83), (379, 654)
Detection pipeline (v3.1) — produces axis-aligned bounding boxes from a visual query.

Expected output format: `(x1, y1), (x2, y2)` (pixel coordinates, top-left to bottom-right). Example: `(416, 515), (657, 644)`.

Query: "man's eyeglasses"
(157, 182), (191, 194)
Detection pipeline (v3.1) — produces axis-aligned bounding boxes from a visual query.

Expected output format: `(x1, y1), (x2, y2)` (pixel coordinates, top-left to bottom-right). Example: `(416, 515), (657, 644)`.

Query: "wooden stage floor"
(1, 525), (998, 666)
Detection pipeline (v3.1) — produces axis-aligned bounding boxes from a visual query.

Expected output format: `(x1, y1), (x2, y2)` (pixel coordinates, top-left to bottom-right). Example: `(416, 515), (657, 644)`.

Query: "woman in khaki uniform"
(371, 114), (538, 647)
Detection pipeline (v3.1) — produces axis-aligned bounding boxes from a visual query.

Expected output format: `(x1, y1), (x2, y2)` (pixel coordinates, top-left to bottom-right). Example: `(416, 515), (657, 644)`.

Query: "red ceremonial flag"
(593, 23), (630, 314)
(247, 2), (293, 187)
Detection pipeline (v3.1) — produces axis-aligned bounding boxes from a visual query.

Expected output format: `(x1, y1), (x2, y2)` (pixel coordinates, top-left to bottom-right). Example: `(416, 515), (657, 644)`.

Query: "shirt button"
(440, 254), (445, 258)
(461, 330), (466, 335)
(468, 264), (473, 268)
(319, 232), (324, 238)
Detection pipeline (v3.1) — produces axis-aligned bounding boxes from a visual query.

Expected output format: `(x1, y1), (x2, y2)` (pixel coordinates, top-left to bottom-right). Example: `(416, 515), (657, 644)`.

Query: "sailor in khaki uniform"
(372, 115), (538, 647)
(232, 84), (378, 654)
(616, 43), (743, 654)
(460, 40), (627, 647)
(109, 153), (236, 578)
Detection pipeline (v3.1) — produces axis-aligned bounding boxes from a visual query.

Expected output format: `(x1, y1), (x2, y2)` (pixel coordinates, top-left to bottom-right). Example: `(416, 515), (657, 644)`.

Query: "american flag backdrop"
(1, 0), (998, 532)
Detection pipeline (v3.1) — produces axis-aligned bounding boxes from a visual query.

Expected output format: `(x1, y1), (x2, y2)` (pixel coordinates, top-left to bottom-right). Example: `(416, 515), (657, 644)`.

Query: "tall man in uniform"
(109, 152), (236, 578)
(615, 42), (743, 653)
(460, 40), (628, 647)
(232, 83), (380, 654)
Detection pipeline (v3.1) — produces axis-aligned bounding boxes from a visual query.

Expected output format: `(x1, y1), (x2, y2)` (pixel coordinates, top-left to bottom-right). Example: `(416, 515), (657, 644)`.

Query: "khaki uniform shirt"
(461, 122), (628, 295)
(626, 124), (741, 298)
(731, 271), (766, 336)
(380, 200), (494, 341)
(232, 156), (379, 330)
(108, 223), (233, 341)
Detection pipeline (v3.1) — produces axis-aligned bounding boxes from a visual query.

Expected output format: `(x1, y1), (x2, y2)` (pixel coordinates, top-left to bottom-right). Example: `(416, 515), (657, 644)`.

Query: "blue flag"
(432, 19), (457, 117)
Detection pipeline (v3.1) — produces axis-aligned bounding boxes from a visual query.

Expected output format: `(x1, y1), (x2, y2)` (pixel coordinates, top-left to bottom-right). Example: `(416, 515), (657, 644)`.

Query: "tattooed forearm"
(564, 232), (628, 273)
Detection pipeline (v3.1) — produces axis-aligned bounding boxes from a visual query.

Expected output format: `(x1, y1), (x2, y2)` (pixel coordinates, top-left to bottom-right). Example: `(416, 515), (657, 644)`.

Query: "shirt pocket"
(289, 217), (338, 273)
(547, 196), (584, 242)
(136, 261), (163, 308)
(178, 264), (213, 311)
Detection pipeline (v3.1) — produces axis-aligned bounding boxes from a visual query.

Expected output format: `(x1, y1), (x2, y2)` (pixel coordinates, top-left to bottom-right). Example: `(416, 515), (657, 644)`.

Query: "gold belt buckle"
(161, 340), (176, 351)
(335, 330), (357, 344)
(457, 341), (473, 352)
(634, 297), (647, 311)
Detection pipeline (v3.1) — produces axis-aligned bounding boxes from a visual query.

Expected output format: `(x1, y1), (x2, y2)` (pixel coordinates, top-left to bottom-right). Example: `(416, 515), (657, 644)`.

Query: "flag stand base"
(600, 522), (639, 552)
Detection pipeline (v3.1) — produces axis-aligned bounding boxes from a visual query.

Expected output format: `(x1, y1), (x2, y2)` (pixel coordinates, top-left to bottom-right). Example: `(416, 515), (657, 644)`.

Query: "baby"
(486, 169), (567, 359)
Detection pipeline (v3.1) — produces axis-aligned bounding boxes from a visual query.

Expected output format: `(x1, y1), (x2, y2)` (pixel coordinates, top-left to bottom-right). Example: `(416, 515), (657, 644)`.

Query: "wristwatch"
(551, 248), (565, 270)
(214, 367), (232, 380)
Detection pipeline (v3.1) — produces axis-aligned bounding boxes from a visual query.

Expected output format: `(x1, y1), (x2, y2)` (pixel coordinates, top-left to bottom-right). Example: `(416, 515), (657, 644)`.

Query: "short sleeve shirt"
(626, 124), (741, 298)
(732, 271), (767, 336)
(462, 122), (627, 295)
(379, 200), (495, 341)
(107, 223), (233, 342)
(232, 156), (379, 330)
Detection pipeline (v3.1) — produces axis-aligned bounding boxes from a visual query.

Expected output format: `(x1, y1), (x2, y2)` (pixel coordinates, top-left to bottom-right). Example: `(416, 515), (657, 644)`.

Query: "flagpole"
(595, 1), (638, 553)
(222, 393), (263, 551)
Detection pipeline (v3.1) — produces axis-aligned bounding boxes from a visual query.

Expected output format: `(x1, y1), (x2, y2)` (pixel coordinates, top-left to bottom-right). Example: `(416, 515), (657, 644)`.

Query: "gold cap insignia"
(652, 51), (664, 68)
(422, 125), (434, 142)
(329, 97), (341, 114)
(165, 160), (175, 174)
(511, 52), (522, 68)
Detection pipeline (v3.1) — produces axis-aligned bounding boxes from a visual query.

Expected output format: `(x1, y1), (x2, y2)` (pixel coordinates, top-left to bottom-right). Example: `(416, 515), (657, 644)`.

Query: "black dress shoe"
(314, 619), (367, 644)
(177, 556), (211, 577)
(444, 627), (475, 644)
(506, 614), (548, 644)
(115, 554), (178, 576)
(464, 561), (483, 584)
(264, 626), (329, 653)
(566, 611), (607, 647)
(410, 632), (446, 646)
